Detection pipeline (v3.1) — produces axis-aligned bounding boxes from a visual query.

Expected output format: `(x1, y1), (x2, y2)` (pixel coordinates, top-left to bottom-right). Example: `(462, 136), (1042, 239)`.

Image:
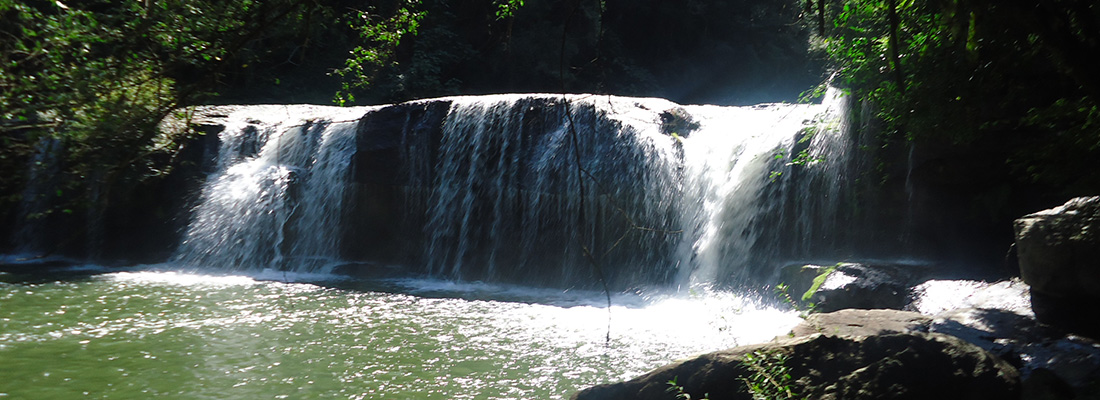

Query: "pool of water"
(0, 265), (800, 399)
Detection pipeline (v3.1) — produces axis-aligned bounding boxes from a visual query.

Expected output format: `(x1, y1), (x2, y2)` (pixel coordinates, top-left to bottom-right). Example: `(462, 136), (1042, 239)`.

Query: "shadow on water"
(0, 258), (664, 309)
(0, 257), (130, 285)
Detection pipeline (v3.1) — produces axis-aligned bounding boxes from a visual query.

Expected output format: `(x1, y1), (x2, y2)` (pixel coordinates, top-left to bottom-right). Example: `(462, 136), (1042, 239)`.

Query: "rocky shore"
(573, 197), (1100, 400)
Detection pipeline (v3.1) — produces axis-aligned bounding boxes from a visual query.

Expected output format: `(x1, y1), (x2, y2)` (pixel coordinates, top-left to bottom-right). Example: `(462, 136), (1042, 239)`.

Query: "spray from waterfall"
(170, 92), (857, 289)
(174, 105), (372, 273)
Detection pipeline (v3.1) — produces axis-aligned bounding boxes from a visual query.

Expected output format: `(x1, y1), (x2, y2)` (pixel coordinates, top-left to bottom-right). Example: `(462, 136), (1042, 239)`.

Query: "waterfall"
(168, 92), (864, 288)
(174, 105), (373, 273)
(14, 137), (65, 255)
(410, 95), (684, 285)
(668, 89), (850, 287)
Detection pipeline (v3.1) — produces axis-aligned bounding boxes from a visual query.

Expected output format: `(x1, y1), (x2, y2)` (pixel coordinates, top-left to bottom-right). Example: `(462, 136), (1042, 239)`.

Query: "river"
(0, 263), (799, 399)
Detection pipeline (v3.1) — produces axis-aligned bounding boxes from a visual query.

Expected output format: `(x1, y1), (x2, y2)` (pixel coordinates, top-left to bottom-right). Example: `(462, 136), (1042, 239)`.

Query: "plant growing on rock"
(741, 350), (803, 400)
(665, 376), (710, 400)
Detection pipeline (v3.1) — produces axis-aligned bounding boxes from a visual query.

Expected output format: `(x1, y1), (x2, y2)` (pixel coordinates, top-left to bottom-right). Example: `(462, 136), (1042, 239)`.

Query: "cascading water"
(171, 91), (858, 289)
(13, 137), (65, 255)
(174, 105), (374, 273)
(412, 95), (683, 285)
(672, 93), (848, 286)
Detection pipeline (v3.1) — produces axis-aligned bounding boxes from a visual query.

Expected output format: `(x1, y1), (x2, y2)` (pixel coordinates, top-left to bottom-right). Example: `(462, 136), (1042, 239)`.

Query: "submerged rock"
(571, 332), (1019, 400)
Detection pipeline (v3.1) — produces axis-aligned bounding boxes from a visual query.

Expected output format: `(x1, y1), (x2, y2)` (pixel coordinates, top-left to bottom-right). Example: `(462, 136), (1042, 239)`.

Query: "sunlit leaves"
(332, 0), (425, 106)
(494, 0), (524, 20)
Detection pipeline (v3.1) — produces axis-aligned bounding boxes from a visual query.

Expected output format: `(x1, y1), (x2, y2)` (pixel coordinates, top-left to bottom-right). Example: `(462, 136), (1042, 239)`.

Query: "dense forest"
(1, 0), (1098, 258)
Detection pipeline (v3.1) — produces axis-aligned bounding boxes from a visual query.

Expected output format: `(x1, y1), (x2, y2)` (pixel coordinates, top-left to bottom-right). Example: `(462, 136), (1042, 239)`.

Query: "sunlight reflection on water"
(0, 268), (800, 399)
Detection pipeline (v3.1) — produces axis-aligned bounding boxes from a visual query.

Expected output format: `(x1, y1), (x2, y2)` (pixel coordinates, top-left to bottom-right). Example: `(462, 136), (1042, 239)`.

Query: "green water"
(0, 268), (799, 399)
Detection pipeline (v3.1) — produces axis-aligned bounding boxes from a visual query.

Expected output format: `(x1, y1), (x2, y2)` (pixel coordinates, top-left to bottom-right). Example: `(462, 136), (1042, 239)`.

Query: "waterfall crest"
(171, 92), (864, 288)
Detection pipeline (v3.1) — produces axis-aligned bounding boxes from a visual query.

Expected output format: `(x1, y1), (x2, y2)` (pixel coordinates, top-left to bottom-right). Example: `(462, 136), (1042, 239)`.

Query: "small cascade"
(174, 105), (372, 272)
(14, 137), (65, 255)
(672, 90), (848, 286)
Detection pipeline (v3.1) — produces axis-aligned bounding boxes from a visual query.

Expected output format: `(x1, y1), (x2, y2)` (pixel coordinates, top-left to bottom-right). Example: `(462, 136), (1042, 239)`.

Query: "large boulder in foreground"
(571, 332), (1019, 400)
(1015, 196), (1100, 298)
(1015, 196), (1100, 336)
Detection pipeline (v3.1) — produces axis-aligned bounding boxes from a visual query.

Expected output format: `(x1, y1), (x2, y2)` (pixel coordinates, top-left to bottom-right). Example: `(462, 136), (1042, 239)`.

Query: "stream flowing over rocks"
(573, 276), (1100, 400)
(574, 198), (1100, 400)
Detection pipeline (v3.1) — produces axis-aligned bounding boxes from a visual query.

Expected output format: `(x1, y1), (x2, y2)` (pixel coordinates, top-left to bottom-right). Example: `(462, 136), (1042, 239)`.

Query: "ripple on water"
(0, 270), (801, 399)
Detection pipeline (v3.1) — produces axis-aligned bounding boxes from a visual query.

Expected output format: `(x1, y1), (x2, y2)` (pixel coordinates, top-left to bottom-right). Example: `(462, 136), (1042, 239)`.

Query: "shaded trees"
(0, 0), (422, 249)
(820, 0), (1100, 254)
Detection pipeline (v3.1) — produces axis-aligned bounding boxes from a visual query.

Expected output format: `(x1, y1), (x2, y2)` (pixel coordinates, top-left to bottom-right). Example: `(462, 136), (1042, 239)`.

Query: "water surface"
(0, 267), (799, 399)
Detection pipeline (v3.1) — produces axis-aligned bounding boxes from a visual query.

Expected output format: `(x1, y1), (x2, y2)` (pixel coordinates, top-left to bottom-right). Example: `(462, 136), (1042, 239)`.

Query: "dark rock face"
(6, 123), (221, 263)
(343, 100), (452, 266)
(1015, 196), (1100, 298)
(98, 127), (221, 263)
(1015, 197), (1100, 336)
(342, 95), (684, 286)
(571, 333), (1019, 400)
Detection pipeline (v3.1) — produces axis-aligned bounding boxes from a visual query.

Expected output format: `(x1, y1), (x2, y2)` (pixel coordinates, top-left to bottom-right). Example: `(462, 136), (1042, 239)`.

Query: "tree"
(0, 0), (424, 234)
(822, 0), (1100, 216)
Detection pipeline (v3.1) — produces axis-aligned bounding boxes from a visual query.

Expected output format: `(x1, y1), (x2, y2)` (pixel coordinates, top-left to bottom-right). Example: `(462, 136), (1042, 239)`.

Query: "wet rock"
(1014, 196), (1100, 337)
(908, 278), (1032, 316)
(1021, 368), (1075, 400)
(790, 309), (930, 338)
(658, 107), (700, 137)
(1014, 196), (1100, 298)
(930, 307), (1100, 398)
(778, 263), (921, 312)
(571, 332), (1019, 400)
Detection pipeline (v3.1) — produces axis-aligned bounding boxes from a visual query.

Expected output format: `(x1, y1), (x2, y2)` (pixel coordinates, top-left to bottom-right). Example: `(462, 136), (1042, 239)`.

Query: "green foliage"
(769, 126), (825, 181)
(774, 283), (817, 317)
(494, 0), (524, 20)
(801, 264), (837, 303)
(666, 376), (710, 400)
(741, 350), (803, 400)
(775, 263), (838, 316)
(0, 0), (430, 222)
(822, 0), (1100, 197)
(0, 0), (229, 212)
(332, 0), (424, 105)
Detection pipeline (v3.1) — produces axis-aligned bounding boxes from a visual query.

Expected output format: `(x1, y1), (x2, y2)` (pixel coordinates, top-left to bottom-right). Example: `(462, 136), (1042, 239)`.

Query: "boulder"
(930, 307), (1100, 397)
(778, 263), (921, 312)
(571, 332), (1019, 400)
(1014, 197), (1100, 337)
(790, 309), (930, 337)
(1014, 196), (1100, 298)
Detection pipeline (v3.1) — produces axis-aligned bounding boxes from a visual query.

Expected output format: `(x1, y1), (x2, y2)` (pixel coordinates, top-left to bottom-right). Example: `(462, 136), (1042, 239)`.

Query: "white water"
(674, 92), (846, 286)
(173, 92), (850, 289)
(174, 105), (375, 273)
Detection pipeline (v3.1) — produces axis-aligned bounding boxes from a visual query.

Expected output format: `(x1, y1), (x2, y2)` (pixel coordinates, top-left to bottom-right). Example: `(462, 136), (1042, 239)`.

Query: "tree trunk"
(886, 0), (905, 95)
(816, 0), (826, 37)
